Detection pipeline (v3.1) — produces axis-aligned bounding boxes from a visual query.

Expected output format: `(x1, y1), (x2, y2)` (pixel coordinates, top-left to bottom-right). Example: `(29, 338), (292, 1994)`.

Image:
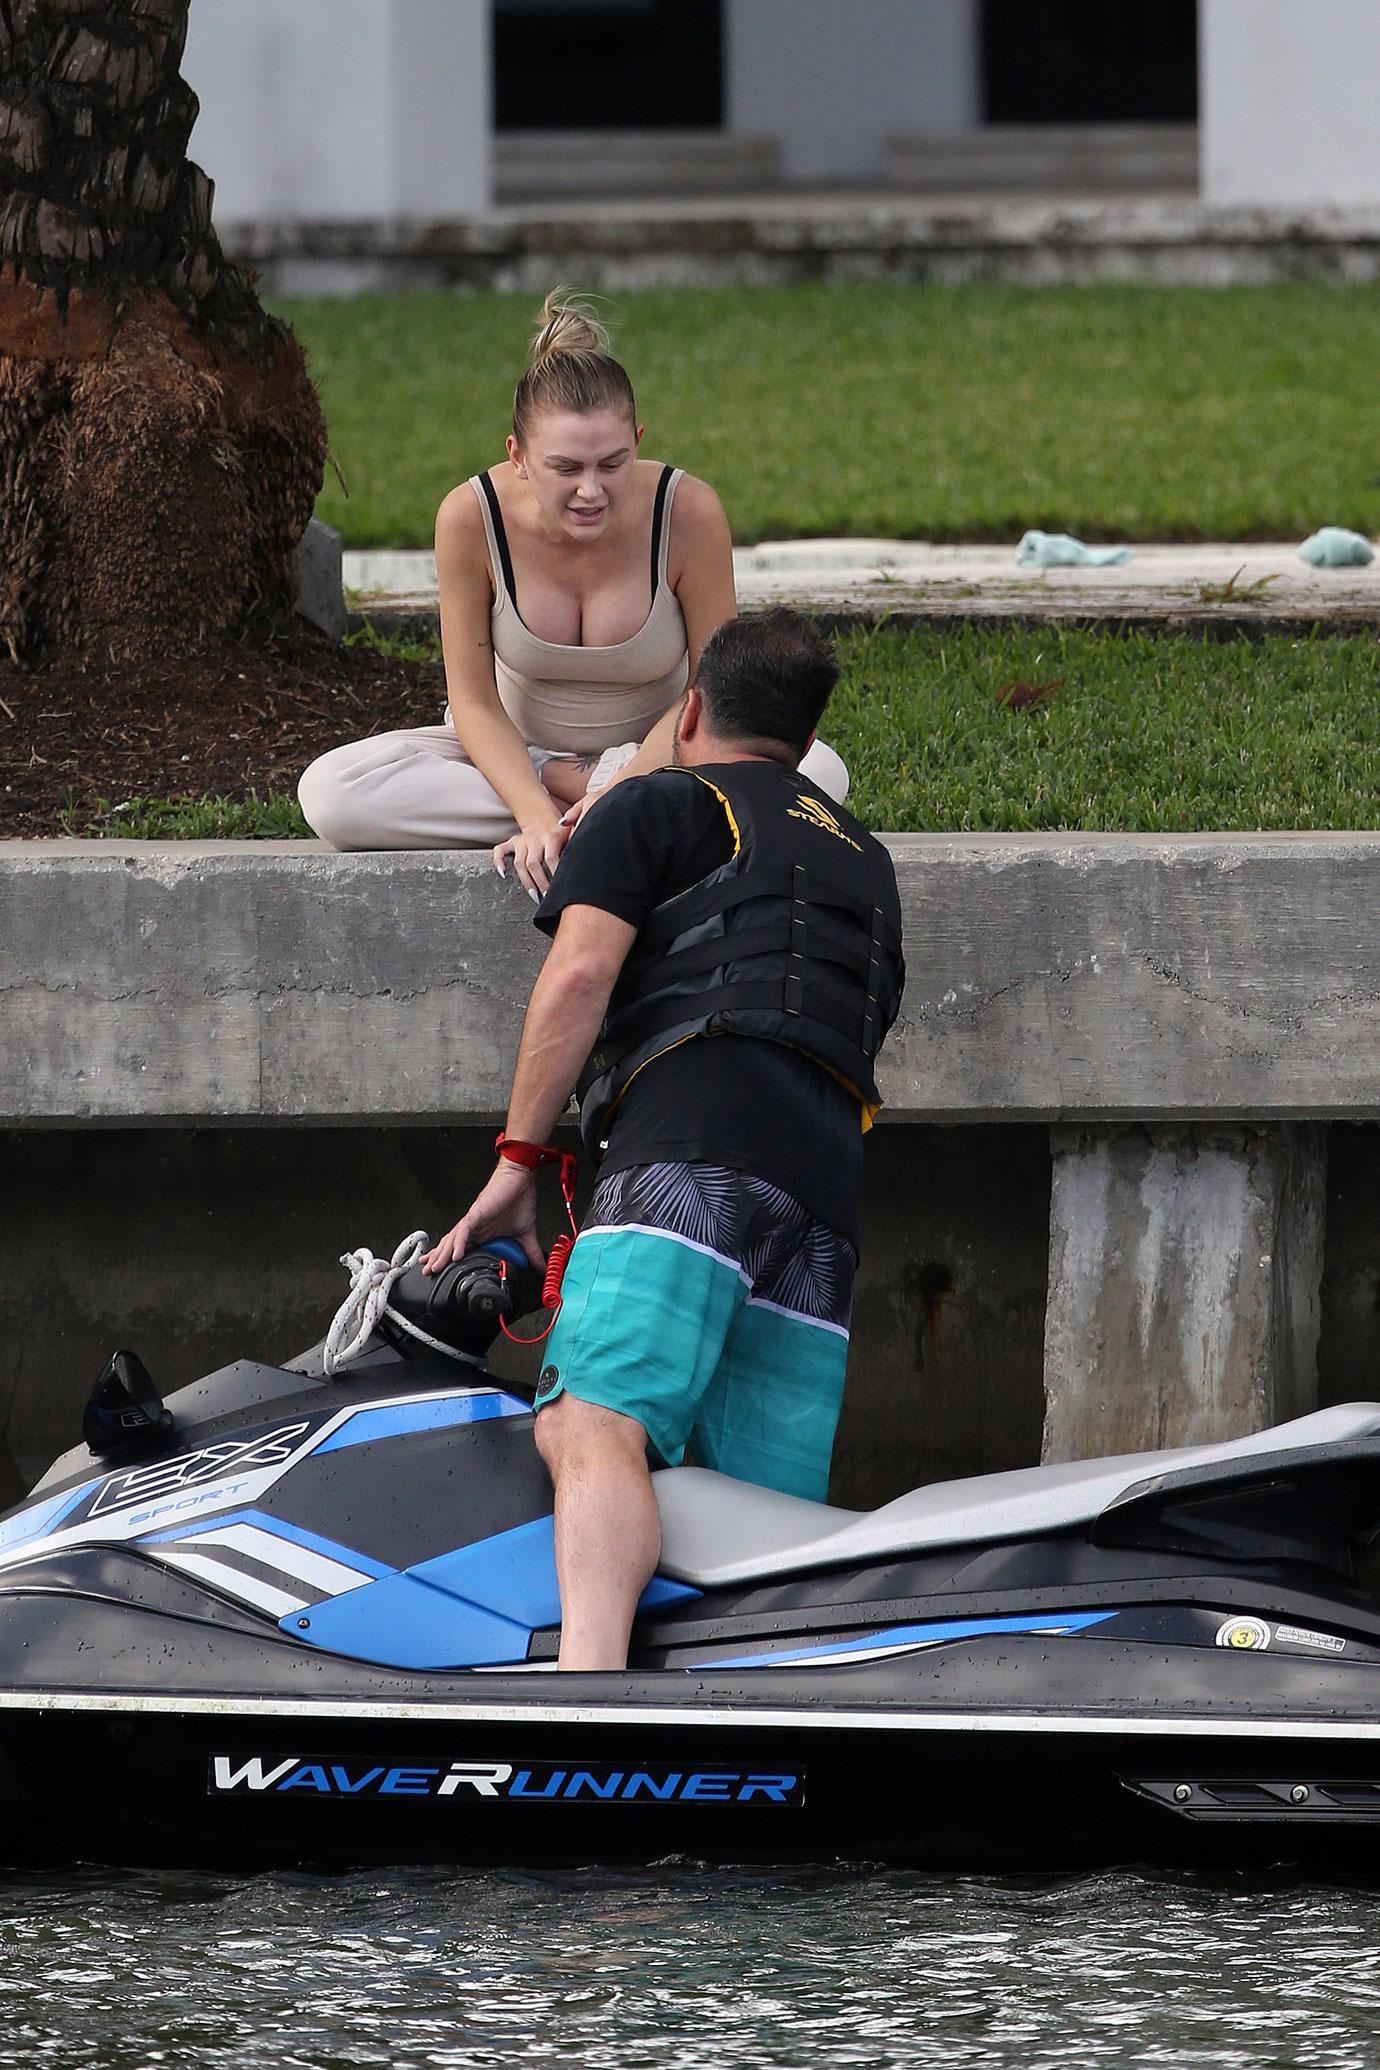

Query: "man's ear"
(678, 685), (702, 741)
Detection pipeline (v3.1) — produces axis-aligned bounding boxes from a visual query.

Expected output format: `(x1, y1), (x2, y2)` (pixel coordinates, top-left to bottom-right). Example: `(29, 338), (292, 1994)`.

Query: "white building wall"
(182, 0), (491, 225)
(727, 0), (980, 183)
(1201, 0), (1380, 207)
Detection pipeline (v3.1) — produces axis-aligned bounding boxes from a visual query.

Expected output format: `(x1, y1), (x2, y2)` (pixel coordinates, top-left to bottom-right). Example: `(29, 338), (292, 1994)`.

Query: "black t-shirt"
(534, 767), (865, 1248)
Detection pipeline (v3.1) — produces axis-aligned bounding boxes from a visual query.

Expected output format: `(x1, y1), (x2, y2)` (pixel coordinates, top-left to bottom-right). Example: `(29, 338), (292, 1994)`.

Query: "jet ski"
(4, 1237), (1380, 1871)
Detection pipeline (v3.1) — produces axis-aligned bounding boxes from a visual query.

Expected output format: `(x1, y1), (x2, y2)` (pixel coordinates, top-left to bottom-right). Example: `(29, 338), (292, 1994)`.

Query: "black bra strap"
(478, 472), (519, 612)
(649, 464), (673, 602)
(484, 466), (671, 617)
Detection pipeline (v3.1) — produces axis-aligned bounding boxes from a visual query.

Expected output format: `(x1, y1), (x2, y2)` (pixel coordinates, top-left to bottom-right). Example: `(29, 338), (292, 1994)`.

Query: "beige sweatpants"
(298, 722), (850, 852)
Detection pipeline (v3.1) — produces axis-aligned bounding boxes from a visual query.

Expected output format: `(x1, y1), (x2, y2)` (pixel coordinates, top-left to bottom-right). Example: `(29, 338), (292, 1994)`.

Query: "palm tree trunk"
(0, 0), (326, 662)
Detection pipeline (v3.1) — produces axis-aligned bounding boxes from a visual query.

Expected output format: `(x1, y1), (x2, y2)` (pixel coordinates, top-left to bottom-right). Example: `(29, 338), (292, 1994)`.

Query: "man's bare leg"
(534, 1393), (661, 1671)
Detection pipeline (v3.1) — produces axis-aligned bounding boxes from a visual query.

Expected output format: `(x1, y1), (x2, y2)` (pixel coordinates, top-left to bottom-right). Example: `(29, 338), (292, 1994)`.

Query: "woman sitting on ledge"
(297, 292), (848, 893)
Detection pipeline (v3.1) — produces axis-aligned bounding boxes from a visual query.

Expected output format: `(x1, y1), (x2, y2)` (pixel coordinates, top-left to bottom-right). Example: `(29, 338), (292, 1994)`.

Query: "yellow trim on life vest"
(689, 773), (742, 857)
(813, 1053), (881, 1132)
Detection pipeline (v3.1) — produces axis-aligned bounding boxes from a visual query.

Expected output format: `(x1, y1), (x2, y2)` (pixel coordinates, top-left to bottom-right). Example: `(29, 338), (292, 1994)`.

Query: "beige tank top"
(468, 466), (689, 755)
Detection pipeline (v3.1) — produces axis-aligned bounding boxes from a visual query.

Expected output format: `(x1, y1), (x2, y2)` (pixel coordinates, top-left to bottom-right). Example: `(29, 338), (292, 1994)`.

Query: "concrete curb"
(343, 540), (1380, 640)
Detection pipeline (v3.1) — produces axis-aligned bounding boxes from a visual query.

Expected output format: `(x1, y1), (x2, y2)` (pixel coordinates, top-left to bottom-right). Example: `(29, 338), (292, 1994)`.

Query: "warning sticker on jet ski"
(1215, 1617), (1271, 1652)
(209, 1755), (804, 1807)
(1274, 1623), (1347, 1654)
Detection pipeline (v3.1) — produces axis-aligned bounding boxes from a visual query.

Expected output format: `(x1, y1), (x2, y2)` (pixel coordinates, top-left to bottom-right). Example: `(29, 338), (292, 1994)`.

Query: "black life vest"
(577, 761), (906, 1155)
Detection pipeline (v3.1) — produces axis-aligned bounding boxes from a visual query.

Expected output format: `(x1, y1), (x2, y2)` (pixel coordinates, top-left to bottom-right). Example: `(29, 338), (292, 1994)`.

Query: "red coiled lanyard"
(494, 1134), (579, 1344)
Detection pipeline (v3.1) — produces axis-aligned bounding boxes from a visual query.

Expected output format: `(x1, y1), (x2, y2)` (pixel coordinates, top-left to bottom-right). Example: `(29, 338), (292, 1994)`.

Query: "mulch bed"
(0, 627), (445, 836)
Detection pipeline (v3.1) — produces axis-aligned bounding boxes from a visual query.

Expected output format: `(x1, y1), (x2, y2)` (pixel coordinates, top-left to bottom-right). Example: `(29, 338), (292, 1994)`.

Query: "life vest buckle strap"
(861, 902), (886, 1050)
(784, 860), (809, 1017)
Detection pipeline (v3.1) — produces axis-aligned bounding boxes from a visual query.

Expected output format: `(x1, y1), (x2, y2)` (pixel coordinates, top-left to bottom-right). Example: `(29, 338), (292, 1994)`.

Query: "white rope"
(322, 1231), (484, 1377)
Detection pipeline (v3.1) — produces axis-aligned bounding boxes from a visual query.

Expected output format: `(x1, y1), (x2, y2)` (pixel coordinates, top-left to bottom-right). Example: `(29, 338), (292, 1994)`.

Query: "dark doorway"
(494, 0), (724, 131)
(981, 0), (1198, 123)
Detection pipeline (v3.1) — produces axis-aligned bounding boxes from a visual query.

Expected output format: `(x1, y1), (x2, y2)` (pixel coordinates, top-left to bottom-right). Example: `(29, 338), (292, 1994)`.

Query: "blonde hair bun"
(529, 288), (611, 365)
(513, 288), (635, 442)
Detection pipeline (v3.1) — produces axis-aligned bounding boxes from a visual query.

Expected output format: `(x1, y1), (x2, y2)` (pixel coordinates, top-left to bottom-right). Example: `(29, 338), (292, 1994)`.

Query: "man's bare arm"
(421, 903), (637, 1273)
(503, 903), (637, 1145)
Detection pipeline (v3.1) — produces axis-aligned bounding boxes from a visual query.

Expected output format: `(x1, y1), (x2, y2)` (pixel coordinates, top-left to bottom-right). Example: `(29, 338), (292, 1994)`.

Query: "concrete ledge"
(219, 195), (1380, 294)
(345, 541), (1380, 641)
(8, 834), (1380, 1128)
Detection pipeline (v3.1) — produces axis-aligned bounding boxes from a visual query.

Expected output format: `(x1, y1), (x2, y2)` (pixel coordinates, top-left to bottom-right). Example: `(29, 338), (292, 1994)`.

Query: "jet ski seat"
(653, 1402), (1380, 1590)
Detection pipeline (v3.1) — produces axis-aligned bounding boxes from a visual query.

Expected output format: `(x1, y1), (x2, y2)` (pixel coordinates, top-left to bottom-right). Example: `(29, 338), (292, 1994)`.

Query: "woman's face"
(508, 407), (642, 542)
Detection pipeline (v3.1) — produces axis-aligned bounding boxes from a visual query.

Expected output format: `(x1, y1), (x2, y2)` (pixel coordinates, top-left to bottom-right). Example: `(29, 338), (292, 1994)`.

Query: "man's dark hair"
(694, 609), (838, 753)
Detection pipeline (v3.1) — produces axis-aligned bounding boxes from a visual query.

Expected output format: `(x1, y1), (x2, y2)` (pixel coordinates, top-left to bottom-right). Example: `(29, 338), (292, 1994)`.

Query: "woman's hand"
(421, 1162), (545, 1275)
(493, 820), (572, 899)
(558, 791), (604, 837)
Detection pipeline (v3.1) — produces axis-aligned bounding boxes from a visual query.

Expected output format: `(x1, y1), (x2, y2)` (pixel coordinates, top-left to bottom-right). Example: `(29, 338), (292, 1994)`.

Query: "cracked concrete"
(8, 834), (1380, 1125)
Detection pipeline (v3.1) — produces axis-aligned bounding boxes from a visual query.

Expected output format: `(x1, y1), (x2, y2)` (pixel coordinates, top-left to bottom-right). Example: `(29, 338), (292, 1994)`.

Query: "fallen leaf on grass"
(997, 675), (1063, 710)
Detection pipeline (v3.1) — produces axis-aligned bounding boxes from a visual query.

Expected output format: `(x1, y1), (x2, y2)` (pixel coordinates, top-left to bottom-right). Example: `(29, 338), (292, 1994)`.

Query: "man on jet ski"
(422, 609), (905, 1670)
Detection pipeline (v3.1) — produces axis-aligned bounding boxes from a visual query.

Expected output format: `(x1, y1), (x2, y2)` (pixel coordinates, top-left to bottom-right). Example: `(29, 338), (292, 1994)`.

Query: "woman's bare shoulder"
(664, 473), (732, 588)
(435, 482), (499, 617)
(667, 469), (729, 533)
(435, 477), (492, 562)
(437, 475), (482, 526)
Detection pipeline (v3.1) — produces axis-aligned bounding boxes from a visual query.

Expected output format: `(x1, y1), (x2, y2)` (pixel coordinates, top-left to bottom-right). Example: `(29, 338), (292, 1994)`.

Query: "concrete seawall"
(5, 835), (1380, 1506)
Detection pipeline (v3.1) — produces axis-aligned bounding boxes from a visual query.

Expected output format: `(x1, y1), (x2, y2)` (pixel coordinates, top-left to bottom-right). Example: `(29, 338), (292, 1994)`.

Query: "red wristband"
(494, 1132), (562, 1171)
(495, 1133), (580, 1246)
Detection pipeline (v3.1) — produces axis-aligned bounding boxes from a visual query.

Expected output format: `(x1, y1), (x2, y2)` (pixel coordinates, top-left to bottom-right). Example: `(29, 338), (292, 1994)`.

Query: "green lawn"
(63, 790), (312, 840)
(832, 623), (1380, 832)
(67, 625), (1380, 837)
(275, 282), (1380, 551)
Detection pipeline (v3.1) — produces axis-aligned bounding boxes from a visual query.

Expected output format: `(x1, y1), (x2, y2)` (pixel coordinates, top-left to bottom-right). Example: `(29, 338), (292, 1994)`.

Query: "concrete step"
(885, 124), (1199, 194)
(496, 130), (781, 201)
(344, 539), (1380, 639)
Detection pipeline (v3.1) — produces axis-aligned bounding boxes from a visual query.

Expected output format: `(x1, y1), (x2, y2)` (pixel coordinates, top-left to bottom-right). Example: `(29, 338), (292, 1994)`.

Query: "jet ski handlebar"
(381, 1239), (545, 1363)
(320, 1233), (548, 1377)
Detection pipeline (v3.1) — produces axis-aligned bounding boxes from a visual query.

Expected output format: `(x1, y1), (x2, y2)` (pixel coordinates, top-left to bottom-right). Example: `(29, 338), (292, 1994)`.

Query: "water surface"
(1, 1865), (1377, 2069)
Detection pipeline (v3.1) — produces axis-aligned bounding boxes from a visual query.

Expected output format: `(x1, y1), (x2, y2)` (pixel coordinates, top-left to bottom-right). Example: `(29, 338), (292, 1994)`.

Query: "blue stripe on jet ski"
(284, 1519), (700, 1669)
(314, 1393), (527, 1453)
(411, 1516), (700, 1629)
(136, 1508), (397, 1579)
(693, 1611), (1116, 1670)
(284, 1571), (536, 1670)
(0, 1479), (98, 1555)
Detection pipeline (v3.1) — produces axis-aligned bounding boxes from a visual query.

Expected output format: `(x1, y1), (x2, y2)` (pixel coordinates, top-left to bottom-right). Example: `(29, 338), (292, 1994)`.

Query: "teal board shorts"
(535, 1162), (856, 1501)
